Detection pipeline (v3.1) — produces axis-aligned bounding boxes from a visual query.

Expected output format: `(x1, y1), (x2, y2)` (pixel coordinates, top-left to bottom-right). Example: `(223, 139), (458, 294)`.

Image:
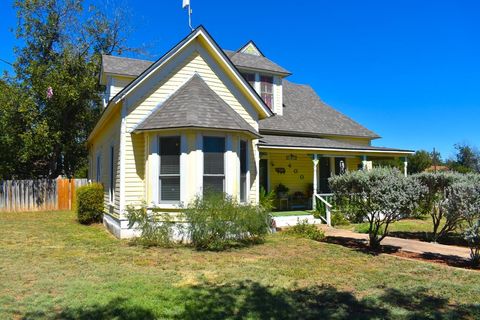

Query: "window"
(241, 73), (255, 88)
(96, 154), (101, 182)
(260, 75), (273, 109)
(109, 146), (114, 203)
(203, 136), (225, 195)
(159, 136), (181, 202)
(240, 140), (248, 202)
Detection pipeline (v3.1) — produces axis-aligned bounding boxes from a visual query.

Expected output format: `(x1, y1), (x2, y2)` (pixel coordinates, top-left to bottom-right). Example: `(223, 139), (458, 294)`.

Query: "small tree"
(330, 168), (424, 248)
(413, 172), (462, 242)
(443, 181), (480, 266)
(408, 150), (433, 174)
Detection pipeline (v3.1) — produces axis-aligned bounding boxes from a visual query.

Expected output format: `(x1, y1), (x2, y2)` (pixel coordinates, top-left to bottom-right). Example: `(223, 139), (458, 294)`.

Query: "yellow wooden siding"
(123, 38), (262, 207)
(108, 76), (134, 101)
(89, 108), (121, 217)
(268, 152), (314, 195)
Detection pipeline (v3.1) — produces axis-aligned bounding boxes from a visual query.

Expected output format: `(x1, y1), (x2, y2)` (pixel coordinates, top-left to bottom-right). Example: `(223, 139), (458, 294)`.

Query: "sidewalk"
(321, 226), (471, 260)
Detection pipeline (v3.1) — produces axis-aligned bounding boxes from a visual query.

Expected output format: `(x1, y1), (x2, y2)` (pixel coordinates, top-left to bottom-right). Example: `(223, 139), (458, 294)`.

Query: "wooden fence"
(0, 178), (89, 212)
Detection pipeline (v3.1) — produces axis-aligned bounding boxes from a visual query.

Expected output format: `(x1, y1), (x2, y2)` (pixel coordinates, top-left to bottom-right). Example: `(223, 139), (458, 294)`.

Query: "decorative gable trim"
(237, 41), (264, 57)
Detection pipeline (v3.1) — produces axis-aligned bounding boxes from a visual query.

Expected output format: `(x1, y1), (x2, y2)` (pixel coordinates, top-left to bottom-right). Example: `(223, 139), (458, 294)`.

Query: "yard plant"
(76, 183), (104, 224)
(329, 167), (424, 248)
(184, 193), (271, 250)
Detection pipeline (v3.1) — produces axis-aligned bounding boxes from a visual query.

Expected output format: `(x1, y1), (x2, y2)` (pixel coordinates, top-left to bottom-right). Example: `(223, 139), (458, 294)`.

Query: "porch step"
(272, 215), (323, 228)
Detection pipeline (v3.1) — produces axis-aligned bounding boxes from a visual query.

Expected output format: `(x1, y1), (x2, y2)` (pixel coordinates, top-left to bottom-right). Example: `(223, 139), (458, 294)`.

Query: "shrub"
(76, 183), (104, 224)
(259, 186), (276, 212)
(126, 203), (178, 247)
(184, 193), (271, 251)
(443, 181), (480, 266)
(413, 172), (463, 241)
(285, 219), (325, 241)
(330, 210), (350, 226)
(329, 167), (424, 248)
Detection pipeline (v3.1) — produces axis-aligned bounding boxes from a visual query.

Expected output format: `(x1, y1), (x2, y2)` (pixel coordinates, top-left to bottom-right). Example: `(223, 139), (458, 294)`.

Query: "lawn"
(270, 210), (312, 217)
(1, 211), (480, 319)
(336, 216), (438, 234)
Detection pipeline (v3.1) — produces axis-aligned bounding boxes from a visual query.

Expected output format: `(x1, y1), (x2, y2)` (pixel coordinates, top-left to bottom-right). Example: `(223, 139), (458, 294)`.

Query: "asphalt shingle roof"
(259, 80), (380, 139)
(223, 50), (291, 75)
(102, 55), (152, 77)
(134, 74), (259, 136)
(259, 134), (412, 153)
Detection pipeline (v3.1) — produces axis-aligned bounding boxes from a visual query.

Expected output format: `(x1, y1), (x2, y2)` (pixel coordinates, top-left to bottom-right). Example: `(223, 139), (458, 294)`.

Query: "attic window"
(241, 73), (255, 88)
(260, 75), (273, 109)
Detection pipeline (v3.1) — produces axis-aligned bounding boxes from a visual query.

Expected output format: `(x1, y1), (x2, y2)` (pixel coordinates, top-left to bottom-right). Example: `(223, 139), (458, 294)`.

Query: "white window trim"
(239, 139), (250, 203)
(108, 144), (115, 205)
(157, 135), (182, 206)
(202, 134), (227, 196)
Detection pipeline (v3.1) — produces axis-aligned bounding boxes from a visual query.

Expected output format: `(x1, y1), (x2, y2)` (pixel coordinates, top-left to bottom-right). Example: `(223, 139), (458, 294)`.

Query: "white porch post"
(312, 154), (319, 210)
(403, 157), (408, 177)
(362, 155), (368, 171)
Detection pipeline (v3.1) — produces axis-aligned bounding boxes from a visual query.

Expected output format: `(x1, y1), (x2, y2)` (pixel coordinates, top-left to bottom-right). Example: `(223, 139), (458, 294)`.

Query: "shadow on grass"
(22, 282), (480, 319)
(324, 236), (401, 255)
(388, 231), (468, 247)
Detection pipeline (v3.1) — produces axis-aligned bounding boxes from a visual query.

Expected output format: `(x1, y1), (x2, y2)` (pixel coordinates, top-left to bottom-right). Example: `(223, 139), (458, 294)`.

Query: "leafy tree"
(0, 0), (136, 179)
(408, 150), (432, 174)
(447, 143), (480, 173)
(443, 180), (480, 266)
(413, 172), (462, 242)
(329, 168), (424, 248)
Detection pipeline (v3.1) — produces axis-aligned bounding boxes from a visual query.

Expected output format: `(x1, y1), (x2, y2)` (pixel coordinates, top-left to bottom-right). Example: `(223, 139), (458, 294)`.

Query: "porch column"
(362, 155), (368, 171)
(312, 154), (319, 209)
(403, 157), (408, 177)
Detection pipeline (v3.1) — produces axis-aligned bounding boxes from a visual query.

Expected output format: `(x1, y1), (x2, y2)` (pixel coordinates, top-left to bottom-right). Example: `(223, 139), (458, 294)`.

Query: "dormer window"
(241, 73), (255, 87)
(260, 75), (273, 109)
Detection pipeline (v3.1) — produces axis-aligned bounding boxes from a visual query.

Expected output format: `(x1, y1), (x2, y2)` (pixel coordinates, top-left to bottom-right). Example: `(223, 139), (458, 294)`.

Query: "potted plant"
(275, 183), (289, 198)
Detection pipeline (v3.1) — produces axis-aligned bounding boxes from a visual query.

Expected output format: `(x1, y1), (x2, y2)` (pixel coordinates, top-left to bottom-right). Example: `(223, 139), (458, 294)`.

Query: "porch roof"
(258, 134), (414, 155)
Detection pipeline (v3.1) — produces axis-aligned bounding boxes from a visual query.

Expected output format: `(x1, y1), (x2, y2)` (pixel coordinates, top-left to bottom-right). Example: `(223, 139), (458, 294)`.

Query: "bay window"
(260, 75), (273, 109)
(159, 136), (181, 202)
(240, 140), (248, 202)
(203, 136), (225, 195)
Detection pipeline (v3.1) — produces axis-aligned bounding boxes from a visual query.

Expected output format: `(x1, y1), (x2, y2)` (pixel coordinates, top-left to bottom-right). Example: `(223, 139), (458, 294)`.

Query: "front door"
(319, 157), (331, 193)
(259, 159), (269, 193)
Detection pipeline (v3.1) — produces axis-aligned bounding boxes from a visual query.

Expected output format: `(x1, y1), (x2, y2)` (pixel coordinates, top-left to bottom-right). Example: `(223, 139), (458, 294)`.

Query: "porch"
(258, 137), (413, 225)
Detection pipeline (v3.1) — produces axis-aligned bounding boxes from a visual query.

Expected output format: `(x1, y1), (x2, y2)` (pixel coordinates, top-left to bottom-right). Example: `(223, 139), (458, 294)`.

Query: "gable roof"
(134, 74), (259, 136)
(237, 40), (265, 56)
(101, 55), (152, 78)
(224, 50), (291, 75)
(109, 25), (273, 118)
(259, 80), (380, 139)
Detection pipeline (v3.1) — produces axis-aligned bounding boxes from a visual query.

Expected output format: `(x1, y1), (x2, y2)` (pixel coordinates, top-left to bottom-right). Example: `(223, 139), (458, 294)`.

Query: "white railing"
(314, 193), (333, 226)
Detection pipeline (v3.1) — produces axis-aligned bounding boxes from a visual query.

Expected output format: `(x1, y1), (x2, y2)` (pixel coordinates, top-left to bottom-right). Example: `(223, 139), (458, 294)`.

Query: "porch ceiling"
(258, 134), (413, 156)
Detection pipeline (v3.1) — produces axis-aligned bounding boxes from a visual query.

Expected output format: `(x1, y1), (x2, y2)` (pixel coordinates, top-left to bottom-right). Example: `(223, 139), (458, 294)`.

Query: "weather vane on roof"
(182, 0), (193, 31)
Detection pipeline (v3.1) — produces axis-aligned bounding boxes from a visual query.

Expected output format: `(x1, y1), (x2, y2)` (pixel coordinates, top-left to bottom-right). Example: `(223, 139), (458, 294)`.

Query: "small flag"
(182, 0), (190, 8)
(46, 86), (53, 99)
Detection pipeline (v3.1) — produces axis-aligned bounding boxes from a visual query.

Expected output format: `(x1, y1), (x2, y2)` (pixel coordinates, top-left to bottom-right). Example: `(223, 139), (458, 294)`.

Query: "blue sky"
(1, 0), (479, 159)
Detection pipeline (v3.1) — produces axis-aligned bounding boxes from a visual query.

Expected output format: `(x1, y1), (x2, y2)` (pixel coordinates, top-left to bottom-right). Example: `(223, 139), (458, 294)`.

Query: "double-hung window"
(239, 140), (248, 202)
(203, 136), (225, 195)
(260, 75), (273, 109)
(159, 136), (181, 203)
(241, 73), (255, 88)
(96, 154), (101, 182)
(109, 146), (114, 203)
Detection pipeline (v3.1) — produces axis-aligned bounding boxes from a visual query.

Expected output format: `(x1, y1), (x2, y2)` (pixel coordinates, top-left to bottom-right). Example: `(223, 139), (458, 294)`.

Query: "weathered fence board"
(0, 178), (88, 212)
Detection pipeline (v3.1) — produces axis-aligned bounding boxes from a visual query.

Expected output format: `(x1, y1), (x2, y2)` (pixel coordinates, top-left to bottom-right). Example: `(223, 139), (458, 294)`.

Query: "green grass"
(337, 216), (438, 233)
(270, 210), (312, 217)
(1, 211), (480, 319)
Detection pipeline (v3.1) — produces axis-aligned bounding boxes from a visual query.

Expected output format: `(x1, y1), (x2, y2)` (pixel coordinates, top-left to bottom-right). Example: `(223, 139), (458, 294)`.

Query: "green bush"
(285, 219), (325, 241)
(184, 193), (271, 251)
(76, 183), (104, 224)
(126, 203), (178, 247)
(330, 210), (350, 226)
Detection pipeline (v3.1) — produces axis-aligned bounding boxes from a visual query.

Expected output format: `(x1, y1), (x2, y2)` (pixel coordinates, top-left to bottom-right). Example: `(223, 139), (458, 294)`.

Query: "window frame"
(260, 75), (274, 109)
(109, 145), (114, 204)
(96, 153), (101, 183)
(158, 136), (182, 204)
(239, 139), (249, 203)
(202, 135), (226, 196)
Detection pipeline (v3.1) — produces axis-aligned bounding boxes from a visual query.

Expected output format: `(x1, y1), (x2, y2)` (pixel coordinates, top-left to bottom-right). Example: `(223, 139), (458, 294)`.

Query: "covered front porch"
(258, 137), (413, 224)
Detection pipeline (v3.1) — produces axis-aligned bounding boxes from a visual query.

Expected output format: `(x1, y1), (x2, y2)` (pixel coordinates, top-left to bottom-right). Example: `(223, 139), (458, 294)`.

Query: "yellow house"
(87, 26), (412, 238)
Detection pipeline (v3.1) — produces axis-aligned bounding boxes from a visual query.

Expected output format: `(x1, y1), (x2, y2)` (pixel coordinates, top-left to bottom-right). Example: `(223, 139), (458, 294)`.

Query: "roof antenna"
(182, 0), (194, 31)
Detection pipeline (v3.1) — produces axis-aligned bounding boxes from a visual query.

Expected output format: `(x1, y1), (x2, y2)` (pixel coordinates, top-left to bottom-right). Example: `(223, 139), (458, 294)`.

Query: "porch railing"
(314, 193), (333, 226)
